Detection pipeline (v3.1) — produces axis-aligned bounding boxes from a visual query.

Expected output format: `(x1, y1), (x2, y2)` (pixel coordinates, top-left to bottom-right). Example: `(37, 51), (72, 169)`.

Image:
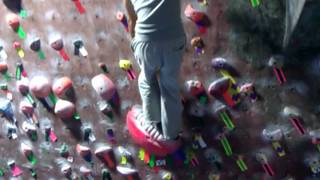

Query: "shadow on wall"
(225, 0), (320, 67)
(225, 0), (285, 67)
(62, 118), (83, 141)
(286, 0), (320, 60)
(2, 0), (23, 13)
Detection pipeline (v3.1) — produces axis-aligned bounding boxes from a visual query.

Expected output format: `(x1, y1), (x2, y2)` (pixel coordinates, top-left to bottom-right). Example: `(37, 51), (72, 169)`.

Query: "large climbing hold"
(184, 4), (210, 33)
(211, 57), (239, 78)
(127, 105), (181, 157)
(94, 143), (116, 170)
(208, 77), (230, 97)
(30, 76), (57, 111)
(116, 166), (139, 180)
(52, 77), (74, 101)
(91, 74), (116, 101)
(30, 76), (51, 98)
(54, 99), (76, 119)
(208, 77), (240, 107)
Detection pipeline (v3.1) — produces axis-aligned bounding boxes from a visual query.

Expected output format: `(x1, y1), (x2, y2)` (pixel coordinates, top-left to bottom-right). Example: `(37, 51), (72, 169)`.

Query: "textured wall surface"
(0, 0), (318, 179)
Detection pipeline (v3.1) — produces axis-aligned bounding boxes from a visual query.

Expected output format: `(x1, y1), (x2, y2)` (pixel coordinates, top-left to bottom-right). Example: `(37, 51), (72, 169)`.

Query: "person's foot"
(130, 105), (164, 140)
(144, 123), (165, 141)
(127, 105), (182, 156)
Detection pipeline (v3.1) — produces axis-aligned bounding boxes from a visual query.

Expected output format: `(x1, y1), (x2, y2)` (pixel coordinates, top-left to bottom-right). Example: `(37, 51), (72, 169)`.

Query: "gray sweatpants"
(131, 37), (186, 140)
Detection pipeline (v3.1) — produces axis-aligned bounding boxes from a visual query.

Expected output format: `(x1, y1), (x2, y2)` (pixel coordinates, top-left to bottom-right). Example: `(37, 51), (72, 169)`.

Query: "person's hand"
(128, 20), (135, 38)
(124, 0), (137, 39)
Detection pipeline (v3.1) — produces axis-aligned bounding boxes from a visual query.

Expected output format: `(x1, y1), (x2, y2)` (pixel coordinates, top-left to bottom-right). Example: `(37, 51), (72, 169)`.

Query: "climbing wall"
(0, 0), (319, 179)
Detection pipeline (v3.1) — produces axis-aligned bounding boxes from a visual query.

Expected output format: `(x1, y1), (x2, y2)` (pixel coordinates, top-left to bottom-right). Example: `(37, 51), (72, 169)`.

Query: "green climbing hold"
(149, 155), (156, 168)
(220, 137), (232, 156)
(38, 50), (46, 60)
(31, 132), (37, 142)
(30, 168), (37, 178)
(102, 168), (112, 180)
(251, 0), (260, 8)
(27, 153), (37, 165)
(199, 96), (207, 104)
(26, 93), (35, 106)
(165, 155), (173, 167)
(236, 158), (248, 172)
(59, 143), (69, 156)
(0, 84), (8, 90)
(73, 113), (81, 121)
(19, 9), (27, 18)
(0, 168), (4, 176)
(17, 26), (26, 39)
(48, 93), (57, 105)
(3, 72), (11, 82)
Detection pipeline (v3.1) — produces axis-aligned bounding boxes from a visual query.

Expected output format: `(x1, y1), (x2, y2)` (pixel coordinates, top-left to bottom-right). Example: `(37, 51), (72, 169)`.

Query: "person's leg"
(133, 40), (162, 135)
(159, 37), (186, 140)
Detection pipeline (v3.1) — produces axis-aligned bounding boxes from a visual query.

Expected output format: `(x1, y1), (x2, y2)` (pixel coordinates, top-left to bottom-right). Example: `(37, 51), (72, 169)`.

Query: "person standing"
(124, 0), (186, 151)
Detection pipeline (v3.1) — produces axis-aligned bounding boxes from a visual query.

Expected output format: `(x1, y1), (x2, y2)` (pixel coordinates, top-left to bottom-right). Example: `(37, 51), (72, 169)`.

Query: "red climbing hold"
(126, 105), (181, 157)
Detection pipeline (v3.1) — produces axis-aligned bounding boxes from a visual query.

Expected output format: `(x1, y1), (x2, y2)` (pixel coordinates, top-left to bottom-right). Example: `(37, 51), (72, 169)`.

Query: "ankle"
(163, 135), (180, 141)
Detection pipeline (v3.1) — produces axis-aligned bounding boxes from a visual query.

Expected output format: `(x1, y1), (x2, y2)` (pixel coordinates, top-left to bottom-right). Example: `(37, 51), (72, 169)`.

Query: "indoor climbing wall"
(0, 0), (319, 179)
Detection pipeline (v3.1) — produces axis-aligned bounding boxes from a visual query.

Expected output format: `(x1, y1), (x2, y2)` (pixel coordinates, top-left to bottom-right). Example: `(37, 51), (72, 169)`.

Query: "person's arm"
(123, 0), (137, 38)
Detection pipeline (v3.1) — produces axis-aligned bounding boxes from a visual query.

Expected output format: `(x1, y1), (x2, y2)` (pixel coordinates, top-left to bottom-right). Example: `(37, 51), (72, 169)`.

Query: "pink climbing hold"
(19, 101), (34, 115)
(54, 99), (75, 119)
(16, 78), (29, 95)
(91, 74), (116, 101)
(29, 76), (51, 98)
(11, 165), (23, 177)
(76, 144), (91, 158)
(49, 129), (58, 142)
(184, 4), (209, 34)
(94, 144), (115, 170)
(6, 13), (20, 32)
